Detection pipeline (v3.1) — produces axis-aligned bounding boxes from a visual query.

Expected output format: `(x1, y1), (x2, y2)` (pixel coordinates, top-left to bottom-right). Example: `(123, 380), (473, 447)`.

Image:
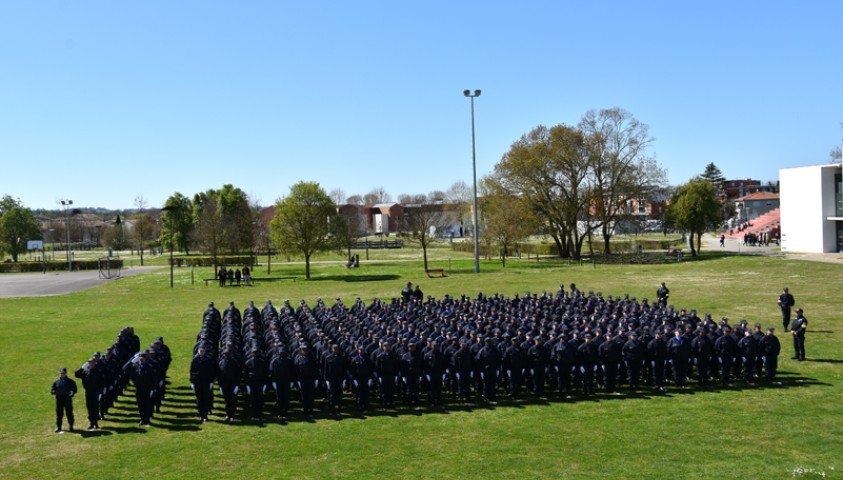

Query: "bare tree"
(401, 194), (449, 270)
(446, 180), (472, 229)
(329, 188), (346, 206)
(346, 194), (364, 205)
(364, 187), (391, 206)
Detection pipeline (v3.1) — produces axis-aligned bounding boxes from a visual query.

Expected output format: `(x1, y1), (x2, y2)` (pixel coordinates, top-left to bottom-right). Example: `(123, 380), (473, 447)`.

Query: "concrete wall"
(780, 164), (840, 253)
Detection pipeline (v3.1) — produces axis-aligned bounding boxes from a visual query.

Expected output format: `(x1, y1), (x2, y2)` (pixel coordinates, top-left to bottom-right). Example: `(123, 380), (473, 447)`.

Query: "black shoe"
(55, 428), (61, 433)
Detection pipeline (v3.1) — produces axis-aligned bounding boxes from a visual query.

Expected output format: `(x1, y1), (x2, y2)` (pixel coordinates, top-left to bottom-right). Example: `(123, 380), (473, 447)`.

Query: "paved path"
(702, 233), (843, 264)
(0, 267), (160, 298)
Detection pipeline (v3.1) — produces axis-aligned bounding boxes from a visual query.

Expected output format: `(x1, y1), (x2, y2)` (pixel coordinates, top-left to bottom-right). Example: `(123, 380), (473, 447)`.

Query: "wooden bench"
(425, 269), (445, 278)
(251, 276), (297, 284)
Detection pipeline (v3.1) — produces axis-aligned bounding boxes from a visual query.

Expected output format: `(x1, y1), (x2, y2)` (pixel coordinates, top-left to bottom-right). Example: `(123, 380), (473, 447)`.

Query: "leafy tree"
(400, 193), (449, 270)
(667, 177), (722, 256)
(493, 124), (593, 259)
(579, 108), (665, 254)
(0, 195), (42, 262)
(192, 190), (226, 270)
(270, 181), (337, 279)
(161, 193), (194, 254)
(479, 181), (538, 267)
(700, 163), (725, 185)
(218, 184), (255, 254)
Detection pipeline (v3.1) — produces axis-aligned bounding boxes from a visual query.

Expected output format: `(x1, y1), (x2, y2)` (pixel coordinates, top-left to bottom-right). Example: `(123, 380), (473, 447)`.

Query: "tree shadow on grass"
(309, 274), (401, 283)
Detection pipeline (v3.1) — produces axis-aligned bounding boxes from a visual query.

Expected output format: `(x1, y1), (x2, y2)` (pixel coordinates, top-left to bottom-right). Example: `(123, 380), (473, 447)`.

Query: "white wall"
(780, 164), (840, 253)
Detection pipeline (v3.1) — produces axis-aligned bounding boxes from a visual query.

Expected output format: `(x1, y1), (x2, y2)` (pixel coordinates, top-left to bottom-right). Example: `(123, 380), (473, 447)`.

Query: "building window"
(837, 174), (843, 217)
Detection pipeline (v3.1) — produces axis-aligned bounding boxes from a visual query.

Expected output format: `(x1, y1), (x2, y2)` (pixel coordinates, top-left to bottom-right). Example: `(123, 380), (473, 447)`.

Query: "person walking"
(51, 368), (77, 433)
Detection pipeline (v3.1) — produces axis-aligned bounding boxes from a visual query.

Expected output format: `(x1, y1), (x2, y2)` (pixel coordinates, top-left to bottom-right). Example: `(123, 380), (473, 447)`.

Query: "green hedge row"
(0, 258), (125, 273)
(176, 256), (254, 267)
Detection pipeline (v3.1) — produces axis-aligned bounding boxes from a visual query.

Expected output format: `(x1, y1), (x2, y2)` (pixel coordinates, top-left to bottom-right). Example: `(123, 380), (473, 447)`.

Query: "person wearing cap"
(424, 340), (447, 408)
(219, 345), (243, 422)
(323, 344), (347, 414)
(452, 339), (474, 404)
(577, 333), (599, 396)
(656, 282), (670, 308)
(125, 351), (155, 426)
(528, 336), (550, 398)
(190, 346), (217, 423)
(647, 331), (668, 393)
(714, 326), (738, 387)
(737, 329), (759, 384)
(51, 367), (77, 433)
(667, 329), (691, 388)
(790, 308), (808, 361)
(758, 327), (781, 381)
(402, 341), (425, 408)
(505, 336), (528, 400)
(401, 282), (413, 303)
(691, 328), (714, 387)
(295, 344), (319, 418)
(622, 331), (644, 392)
(351, 345), (373, 412)
(777, 287), (795, 332)
(476, 337), (502, 404)
(598, 332), (621, 394)
(74, 357), (102, 430)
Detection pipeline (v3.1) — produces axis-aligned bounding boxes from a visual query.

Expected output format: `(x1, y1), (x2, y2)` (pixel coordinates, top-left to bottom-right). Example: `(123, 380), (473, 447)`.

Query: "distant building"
(721, 178), (777, 199)
(733, 191), (779, 222)
(779, 163), (843, 253)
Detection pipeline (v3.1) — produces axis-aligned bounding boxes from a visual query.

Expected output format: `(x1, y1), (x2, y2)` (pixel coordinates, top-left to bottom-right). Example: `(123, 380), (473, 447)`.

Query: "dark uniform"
(714, 328), (738, 387)
(790, 308), (807, 361)
(295, 346), (319, 416)
(598, 334), (621, 393)
(351, 346), (373, 411)
(577, 334), (599, 395)
(505, 338), (528, 399)
(737, 330), (758, 384)
(74, 359), (102, 429)
(528, 338), (550, 397)
(402, 343), (425, 407)
(126, 352), (156, 426)
(758, 327), (781, 381)
(777, 288), (795, 332)
(666, 331), (691, 388)
(691, 330), (714, 387)
(476, 339), (502, 403)
(424, 342), (447, 407)
(623, 333), (644, 391)
(656, 282), (670, 308)
(51, 368), (77, 432)
(190, 348), (217, 423)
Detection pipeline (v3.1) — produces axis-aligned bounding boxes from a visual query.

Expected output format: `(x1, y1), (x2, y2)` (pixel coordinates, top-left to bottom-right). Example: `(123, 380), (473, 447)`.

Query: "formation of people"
(51, 326), (172, 432)
(186, 282), (808, 423)
(217, 265), (251, 287)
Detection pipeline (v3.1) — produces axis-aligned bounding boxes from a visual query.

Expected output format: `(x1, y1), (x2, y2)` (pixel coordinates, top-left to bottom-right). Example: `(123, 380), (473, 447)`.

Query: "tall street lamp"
(61, 200), (73, 271)
(464, 89), (481, 273)
(161, 205), (177, 288)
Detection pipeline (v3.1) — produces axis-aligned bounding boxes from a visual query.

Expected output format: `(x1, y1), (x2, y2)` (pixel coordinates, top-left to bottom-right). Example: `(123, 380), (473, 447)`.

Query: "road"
(0, 267), (160, 298)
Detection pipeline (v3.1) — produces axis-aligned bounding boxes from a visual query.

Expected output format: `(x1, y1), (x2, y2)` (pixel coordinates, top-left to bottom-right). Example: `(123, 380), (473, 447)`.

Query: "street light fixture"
(161, 205), (177, 288)
(61, 200), (73, 271)
(464, 89), (481, 273)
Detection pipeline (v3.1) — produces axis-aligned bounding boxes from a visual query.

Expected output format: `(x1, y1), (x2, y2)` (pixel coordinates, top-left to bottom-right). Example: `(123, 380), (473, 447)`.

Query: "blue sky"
(2, 1), (841, 210)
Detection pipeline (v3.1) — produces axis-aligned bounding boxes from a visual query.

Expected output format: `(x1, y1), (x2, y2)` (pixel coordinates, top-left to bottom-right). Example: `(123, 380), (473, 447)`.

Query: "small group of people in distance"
(217, 265), (251, 287)
(51, 327), (171, 432)
(183, 282), (809, 424)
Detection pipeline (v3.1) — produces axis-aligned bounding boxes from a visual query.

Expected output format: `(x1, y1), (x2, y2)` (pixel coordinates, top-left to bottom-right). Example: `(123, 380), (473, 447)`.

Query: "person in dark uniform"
(74, 358), (102, 430)
(577, 333), (599, 396)
(351, 345), (373, 412)
(218, 267), (227, 287)
(623, 331), (644, 392)
(790, 308), (808, 361)
(376, 341), (400, 409)
(647, 331), (668, 392)
(412, 285), (424, 302)
(656, 282), (670, 308)
(190, 346), (216, 423)
(777, 287), (795, 332)
(714, 326), (738, 387)
(528, 336), (550, 398)
(691, 328), (714, 387)
(476, 337), (502, 404)
(295, 344), (319, 418)
(323, 344), (347, 414)
(452, 339), (474, 404)
(737, 329), (758, 384)
(424, 340), (447, 408)
(666, 329), (690, 388)
(505, 336), (528, 400)
(401, 340), (424, 408)
(126, 351), (155, 426)
(598, 332), (621, 394)
(758, 327), (781, 382)
(401, 282), (413, 303)
(218, 345), (242, 422)
(51, 368), (77, 432)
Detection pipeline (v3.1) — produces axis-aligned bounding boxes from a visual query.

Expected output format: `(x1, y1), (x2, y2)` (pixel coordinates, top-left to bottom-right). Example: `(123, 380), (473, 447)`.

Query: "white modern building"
(779, 163), (843, 253)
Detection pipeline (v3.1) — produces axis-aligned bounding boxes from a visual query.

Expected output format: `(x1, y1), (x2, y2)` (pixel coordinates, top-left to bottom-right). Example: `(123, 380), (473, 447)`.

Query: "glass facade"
(837, 173), (843, 217)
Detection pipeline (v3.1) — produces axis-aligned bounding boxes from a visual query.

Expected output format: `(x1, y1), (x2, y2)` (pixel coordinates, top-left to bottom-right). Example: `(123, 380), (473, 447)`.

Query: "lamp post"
(464, 89), (481, 273)
(161, 205), (176, 288)
(61, 200), (73, 271)
(49, 228), (55, 260)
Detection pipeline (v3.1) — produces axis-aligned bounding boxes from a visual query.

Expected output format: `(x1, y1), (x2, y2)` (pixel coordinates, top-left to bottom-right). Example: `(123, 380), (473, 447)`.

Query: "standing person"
(402, 341), (425, 408)
(758, 327), (781, 382)
(190, 346), (216, 423)
(51, 368), (77, 433)
(505, 336), (528, 400)
(790, 308), (808, 361)
(667, 329), (691, 388)
(475, 337), (502, 404)
(74, 358), (102, 430)
(691, 328), (714, 387)
(351, 345), (373, 412)
(401, 282), (413, 303)
(323, 344), (347, 414)
(777, 287), (795, 332)
(234, 268), (242, 286)
(577, 333), (599, 396)
(242, 265), (251, 286)
(424, 340), (447, 408)
(412, 285), (424, 302)
(218, 266), (227, 287)
(737, 329), (759, 384)
(656, 282), (670, 308)
(714, 326), (738, 387)
(623, 331), (644, 392)
(125, 351), (155, 426)
(719, 234), (725, 247)
(647, 331), (668, 393)
(528, 336), (550, 398)
(295, 344), (319, 418)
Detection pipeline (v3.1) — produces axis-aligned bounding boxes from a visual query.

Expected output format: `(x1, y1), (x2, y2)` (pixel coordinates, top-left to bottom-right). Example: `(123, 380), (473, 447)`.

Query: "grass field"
(1, 252), (841, 479)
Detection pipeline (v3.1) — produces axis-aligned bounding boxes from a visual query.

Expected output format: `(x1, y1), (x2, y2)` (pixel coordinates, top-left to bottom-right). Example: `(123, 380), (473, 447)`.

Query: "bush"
(0, 258), (124, 273)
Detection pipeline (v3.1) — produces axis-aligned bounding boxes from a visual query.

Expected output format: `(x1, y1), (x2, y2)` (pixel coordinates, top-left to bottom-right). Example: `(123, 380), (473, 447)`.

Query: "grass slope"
(0, 255), (841, 479)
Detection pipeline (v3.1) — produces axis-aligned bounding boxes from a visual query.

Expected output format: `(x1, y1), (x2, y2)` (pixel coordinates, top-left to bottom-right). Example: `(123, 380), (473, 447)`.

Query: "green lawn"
(1, 254), (840, 479)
